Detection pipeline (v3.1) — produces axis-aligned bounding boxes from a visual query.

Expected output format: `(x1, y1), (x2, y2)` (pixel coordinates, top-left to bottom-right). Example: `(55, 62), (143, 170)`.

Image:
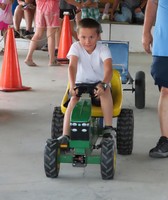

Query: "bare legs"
(25, 27), (45, 66)
(47, 27), (56, 65)
(100, 88), (113, 126)
(13, 5), (35, 33)
(63, 88), (113, 136)
(158, 87), (168, 137)
(25, 27), (58, 66)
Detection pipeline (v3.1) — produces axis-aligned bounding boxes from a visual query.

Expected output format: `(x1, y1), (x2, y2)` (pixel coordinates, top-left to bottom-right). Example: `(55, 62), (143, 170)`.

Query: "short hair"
(77, 18), (101, 34)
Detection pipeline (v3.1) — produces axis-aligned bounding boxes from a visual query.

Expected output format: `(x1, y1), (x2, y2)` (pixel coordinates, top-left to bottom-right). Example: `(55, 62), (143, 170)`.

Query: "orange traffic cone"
(0, 26), (31, 92)
(57, 12), (72, 63)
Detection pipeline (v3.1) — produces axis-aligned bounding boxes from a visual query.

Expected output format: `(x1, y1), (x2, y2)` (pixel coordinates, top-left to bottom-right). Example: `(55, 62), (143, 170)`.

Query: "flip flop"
(48, 60), (61, 66)
(24, 60), (37, 67)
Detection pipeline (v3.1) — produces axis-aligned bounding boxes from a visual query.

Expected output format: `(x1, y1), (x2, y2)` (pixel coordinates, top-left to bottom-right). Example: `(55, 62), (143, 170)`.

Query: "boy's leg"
(25, 27), (45, 66)
(100, 88), (113, 126)
(62, 96), (79, 136)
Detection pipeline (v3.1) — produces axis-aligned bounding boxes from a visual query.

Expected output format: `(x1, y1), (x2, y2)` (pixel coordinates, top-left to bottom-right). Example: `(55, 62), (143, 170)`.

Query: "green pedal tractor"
(44, 69), (134, 180)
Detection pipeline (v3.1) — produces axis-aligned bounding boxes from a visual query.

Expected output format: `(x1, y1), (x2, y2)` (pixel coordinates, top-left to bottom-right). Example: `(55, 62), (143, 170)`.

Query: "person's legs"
(25, 27), (45, 66)
(55, 27), (60, 49)
(102, 3), (110, 20)
(0, 29), (6, 55)
(103, 2), (110, 14)
(158, 87), (168, 137)
(149, 86), (168, 158)
(75, 10), (81, 26)
(13, 5), (24, 32)
(114, 6), (132, 23)
(24, 9), (35, 32)
(70, 20), (78, 41)
(134, 11), (144, 24)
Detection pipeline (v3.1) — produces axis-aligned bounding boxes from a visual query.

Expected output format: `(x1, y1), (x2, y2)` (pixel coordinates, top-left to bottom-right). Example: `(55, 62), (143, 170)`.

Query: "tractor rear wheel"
(51, 106), (64, 139)
(135, 71), (145, 109)
(117, 109), (134, 155)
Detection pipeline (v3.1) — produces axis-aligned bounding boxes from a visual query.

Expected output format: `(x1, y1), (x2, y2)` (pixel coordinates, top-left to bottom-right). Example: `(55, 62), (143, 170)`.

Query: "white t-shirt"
(67, 41), (112, 83)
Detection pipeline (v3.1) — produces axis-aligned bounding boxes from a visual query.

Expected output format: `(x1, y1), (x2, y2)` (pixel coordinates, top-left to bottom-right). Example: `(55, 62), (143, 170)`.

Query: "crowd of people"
(0, 0), (147, 57)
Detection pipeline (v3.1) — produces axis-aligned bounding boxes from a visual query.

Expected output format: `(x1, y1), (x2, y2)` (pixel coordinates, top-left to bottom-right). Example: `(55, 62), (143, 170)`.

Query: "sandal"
(48, 60), (61, 66)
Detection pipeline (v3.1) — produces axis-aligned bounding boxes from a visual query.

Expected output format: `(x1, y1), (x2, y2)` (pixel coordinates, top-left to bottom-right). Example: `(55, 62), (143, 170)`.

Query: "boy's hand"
(94, 83), (105, 97)
(69, 86), (78, 96)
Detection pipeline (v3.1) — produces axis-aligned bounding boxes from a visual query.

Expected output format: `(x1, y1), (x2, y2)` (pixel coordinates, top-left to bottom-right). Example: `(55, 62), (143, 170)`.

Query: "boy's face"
(77, 28), (99, 53)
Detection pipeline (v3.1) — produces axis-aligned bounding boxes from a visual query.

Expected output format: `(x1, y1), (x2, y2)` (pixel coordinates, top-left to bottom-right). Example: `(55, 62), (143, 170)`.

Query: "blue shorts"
(151, 56), (168, 88)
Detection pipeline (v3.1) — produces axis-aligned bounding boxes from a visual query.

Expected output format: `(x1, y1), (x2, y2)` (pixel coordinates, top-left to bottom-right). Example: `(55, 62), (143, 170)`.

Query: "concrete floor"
(0, 50), (168, 200)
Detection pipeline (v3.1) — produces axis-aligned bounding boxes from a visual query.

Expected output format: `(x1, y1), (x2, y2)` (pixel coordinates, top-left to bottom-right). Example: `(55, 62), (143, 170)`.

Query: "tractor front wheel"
(100, 138), (116, 180)
(44, 139), (60, 178)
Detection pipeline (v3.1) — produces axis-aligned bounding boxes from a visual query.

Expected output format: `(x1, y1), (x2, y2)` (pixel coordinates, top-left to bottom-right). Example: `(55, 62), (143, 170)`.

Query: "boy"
(58, 18), (114, 144)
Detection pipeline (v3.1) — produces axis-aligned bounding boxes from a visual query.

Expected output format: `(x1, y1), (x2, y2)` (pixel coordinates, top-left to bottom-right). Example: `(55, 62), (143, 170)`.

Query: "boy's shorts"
(151, 56), (168, 88)
(60, 9), (76, 20)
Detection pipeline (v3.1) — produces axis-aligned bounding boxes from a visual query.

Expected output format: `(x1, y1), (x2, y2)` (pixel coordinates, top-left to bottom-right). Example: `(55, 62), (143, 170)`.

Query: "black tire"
(51, 106), (64, 139)
(44, 139), (60, 178)
(100, 138), (116, 180)
(135, 71), (145, 109)
(117, 109), (134, 155)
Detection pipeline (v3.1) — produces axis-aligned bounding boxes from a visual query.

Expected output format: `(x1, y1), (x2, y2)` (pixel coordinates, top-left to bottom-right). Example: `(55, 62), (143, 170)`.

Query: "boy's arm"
(142, 0), (158, 53)
(68, 55), (78, 96)
(96, 58), (112, 96)
(102, 58), (113, 84)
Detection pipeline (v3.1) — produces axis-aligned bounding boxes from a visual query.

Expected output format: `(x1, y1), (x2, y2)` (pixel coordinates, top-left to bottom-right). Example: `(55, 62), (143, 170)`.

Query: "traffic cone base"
(0, 27), (31, 92)
(0, 86), (31, 92)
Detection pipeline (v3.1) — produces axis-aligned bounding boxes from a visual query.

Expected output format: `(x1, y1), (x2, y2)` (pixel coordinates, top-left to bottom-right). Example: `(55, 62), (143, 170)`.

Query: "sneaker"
(149, 136), (168, 158)
(14, 30), (20, 38)
(57, 135), (70, 148)
(103, 126), (116, 139)
(102, 13), (109, 20)
(41, 44), (48, 51)
(23, 31), (34, 39)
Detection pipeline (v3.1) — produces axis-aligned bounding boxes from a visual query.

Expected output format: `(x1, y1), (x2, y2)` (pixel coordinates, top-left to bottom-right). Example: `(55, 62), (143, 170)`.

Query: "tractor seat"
(61, 69), (122, 117)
